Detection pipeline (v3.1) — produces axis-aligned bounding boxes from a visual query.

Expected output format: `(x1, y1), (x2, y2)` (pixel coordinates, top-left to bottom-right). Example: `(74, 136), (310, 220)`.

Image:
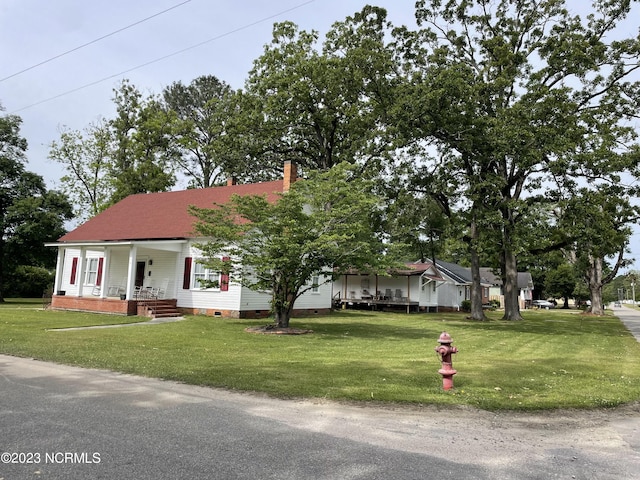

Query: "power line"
(10, 0), (315, 114)
(1, 0), (192, 83)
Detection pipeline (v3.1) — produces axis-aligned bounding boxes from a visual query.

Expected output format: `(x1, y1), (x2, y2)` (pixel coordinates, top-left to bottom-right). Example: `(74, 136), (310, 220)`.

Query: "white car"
(532, 299), (554, 309)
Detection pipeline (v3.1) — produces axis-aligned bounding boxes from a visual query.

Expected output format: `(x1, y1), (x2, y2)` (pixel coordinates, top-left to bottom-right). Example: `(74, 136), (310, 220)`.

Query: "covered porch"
(51, 295), (180, 317)
(337, 295), (421, 313)
(47, 239), (186, 316)
(334, 267), (443, 314)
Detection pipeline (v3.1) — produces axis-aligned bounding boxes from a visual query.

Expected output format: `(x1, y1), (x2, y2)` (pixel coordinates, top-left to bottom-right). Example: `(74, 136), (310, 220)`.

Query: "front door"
(135, 261), (146, 287)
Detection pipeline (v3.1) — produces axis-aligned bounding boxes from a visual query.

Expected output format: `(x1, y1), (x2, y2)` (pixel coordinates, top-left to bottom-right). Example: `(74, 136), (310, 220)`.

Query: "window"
(85, 258), (99, 285)
(193, 262), (221, 289)
(311, 275), (320, 293)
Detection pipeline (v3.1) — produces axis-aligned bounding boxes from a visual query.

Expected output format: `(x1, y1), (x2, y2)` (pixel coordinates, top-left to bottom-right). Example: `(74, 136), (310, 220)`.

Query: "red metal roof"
(58, 180), (286, 242)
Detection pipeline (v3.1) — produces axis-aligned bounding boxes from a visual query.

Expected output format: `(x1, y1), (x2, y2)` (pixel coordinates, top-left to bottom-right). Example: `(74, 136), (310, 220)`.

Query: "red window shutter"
(70, 257), (78, 285)
(220, 256), (230, 291)
(96, 258), (104, 286)
(183, 257), (192, 289)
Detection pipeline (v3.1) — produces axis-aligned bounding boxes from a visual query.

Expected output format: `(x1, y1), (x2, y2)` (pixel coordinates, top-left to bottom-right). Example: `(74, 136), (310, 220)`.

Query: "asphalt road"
(612, 303), (640, 342)
(1, 310), (640, 479)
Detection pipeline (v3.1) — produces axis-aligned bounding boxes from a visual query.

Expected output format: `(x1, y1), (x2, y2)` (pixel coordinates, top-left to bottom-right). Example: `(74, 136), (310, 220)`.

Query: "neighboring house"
(333, 260), (446, 313)
(333, 259), (495, 313)
(479, 268), (534, 309)
(46, 162), (332, 318)
(433, 260), (492, 311)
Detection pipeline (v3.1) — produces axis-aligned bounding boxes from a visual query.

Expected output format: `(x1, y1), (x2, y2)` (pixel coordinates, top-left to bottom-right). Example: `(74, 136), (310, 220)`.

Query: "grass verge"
(1, 300), (639, 411)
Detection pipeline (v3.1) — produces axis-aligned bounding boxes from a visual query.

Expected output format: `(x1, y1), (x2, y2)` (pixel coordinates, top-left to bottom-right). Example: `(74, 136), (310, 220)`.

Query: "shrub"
(4, 265), (54, 297)
(460, 299), (471, 312)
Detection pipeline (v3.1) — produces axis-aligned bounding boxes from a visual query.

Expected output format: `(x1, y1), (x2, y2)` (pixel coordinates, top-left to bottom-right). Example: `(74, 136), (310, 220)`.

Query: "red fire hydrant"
(435, 332), (458, 391)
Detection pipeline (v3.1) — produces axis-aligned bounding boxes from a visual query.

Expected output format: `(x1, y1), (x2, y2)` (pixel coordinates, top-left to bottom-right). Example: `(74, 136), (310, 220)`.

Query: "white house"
(332, 261), (446, 313)
(334, 259), (496, 313)
(47, 162), (332, 318)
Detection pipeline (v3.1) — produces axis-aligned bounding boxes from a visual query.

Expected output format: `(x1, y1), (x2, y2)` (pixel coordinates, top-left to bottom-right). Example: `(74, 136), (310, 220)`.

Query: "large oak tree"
(395, 0), (640, 319)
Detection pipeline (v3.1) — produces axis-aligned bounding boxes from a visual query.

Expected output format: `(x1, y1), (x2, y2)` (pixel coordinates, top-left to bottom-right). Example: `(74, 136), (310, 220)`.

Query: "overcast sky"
(1, 0), (638, 276)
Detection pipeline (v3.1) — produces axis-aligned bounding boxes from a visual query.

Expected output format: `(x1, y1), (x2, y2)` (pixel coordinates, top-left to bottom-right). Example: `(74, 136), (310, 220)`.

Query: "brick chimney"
(283, 161), (297, 192)
(226, 176), (237, 186)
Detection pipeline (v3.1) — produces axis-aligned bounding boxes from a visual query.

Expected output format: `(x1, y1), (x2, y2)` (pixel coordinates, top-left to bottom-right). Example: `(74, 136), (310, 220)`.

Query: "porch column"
(407, 276), (410, 314)
(125, 244), (138, 300)
(100, 248), (111, 298)
(53, 247), (64, 295)
(174, 254), (183, 299)
(76, 247), (86, 297)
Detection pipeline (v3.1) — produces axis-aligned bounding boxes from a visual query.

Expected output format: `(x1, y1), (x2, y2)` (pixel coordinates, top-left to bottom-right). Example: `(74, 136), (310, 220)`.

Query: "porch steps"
(141, 300), (182, 319)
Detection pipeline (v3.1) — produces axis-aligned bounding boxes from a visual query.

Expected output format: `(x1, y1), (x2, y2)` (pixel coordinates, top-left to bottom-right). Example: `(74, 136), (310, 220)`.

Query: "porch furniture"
(107, 278), (126, 297)
(155, 278), (169, 299)
(134, 286), (156, 300)
(395, 289), (407, 301)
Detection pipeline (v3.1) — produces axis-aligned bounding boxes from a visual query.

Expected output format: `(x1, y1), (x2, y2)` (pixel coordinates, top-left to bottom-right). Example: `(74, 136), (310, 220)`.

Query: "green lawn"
(1, 299), (639, 411)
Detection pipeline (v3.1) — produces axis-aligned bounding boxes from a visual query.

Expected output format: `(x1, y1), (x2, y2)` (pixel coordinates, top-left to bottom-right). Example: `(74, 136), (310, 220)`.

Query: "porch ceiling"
(46, 240), (187, 252)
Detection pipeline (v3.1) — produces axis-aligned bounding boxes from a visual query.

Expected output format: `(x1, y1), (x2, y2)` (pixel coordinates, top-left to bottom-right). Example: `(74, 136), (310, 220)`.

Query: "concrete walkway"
(49, 315), (184, 331)
(610, 304), (640, 342)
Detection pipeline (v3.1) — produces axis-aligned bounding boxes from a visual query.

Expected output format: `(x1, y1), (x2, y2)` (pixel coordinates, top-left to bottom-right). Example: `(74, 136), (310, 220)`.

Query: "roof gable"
(58, 180), (286, 243)
(435, 259), (472, 284)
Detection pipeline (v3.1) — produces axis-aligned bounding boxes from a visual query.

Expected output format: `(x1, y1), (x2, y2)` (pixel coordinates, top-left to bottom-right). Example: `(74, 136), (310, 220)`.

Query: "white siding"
(292, 275), (332, 310)
(416, 276), (440, 308)
(105, 249), (129, 293)
(438, 283), (466, 310)
(176, 243), (242, 312)
(59, 247), (80, 295)
(237, 286), (272, 312)
(136, 248), (178, 298)
(58, 248), (102, 295)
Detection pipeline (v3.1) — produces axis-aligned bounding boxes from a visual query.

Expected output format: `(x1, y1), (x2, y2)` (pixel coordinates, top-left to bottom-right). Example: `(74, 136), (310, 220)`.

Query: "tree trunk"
(272, 278), (295, 328)
(502, 249), (523, 320)
(469, 218), (488, 321)
(586, 254), (605, 315)
(274, 308), (291, 328)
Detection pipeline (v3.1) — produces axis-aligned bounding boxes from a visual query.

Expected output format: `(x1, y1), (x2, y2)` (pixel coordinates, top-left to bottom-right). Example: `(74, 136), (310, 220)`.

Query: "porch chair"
(107, 278), (126, 297)
(134, 285), (153, 300)
(385, 289), (393, 300)
(155, 278), (169, 299)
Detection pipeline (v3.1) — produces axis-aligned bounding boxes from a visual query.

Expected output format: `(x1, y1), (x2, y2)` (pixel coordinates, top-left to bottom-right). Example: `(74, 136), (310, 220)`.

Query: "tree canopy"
(238, 6), (399, 174)
(392, 0), (640, 318)
(1, 108), (73, 300)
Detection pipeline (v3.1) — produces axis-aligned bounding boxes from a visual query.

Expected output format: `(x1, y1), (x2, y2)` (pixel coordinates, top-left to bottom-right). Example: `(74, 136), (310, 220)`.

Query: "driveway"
(1, 354), (639, 479)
